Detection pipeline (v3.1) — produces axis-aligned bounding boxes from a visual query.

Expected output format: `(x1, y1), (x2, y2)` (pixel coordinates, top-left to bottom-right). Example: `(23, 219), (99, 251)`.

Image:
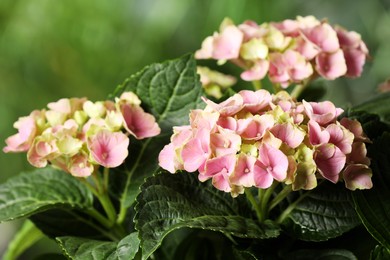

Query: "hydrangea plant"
(1, 16), (390, 260)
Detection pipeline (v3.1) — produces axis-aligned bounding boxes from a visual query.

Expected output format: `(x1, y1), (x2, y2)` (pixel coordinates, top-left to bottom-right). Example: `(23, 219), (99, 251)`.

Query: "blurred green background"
(0, 0), (389, 258)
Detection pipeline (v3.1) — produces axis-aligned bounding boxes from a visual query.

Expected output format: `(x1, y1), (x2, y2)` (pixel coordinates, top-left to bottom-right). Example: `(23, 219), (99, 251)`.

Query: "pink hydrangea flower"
(253, 143), (288, 188)
(196, 16), (368, 88)
(159, 89), (372, 195)
(88, 130), (129, 168)
(4, 91), (159, 178)
(3, 116), (37, 153)
(120, 104), (161, 139)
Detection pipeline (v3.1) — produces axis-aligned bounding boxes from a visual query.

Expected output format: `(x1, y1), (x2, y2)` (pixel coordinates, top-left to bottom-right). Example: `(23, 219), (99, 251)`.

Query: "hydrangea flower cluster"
(195, 16), (368, 87)
(159, 90), (372, 197)
(4, 92), (160, 177)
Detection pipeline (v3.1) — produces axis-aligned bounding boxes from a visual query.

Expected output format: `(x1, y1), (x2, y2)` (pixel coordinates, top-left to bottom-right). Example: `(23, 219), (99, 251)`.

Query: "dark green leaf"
(370, 245), (390, 260)
(56, 232), (140, 260)
(33, 254), (67, 260)
(30, 209), (107, 240)
(135, 172), (280, 260)
(282, 182), (360, 241)
(353, 132), (390, 250)
(0, 168), (93, 222)
(284, 249), (357, 260)
(110, 54), (205, 213)
(353, 92), (390, 124)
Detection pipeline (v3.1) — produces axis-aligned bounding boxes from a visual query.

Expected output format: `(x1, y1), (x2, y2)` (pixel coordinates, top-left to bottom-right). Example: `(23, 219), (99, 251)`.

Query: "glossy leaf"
(370, 245), (390, 260)
(282, 182), (360, 241)
(353, 132), (390, 250)
(110, 54), (205, 214)
(284, 249), (357, 260)
(30, 209), (108, 240)
(135, 172), (280, 260)
(353, 92), (390, 124)
(0, 167), (93, 222)
(56, 232), (140, 260)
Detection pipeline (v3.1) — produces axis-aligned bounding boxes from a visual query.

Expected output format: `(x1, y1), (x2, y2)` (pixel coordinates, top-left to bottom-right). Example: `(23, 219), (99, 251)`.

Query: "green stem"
(260, 181), (279, 217)
(103, 167), (110, 192)
(117, 138), (152, 224)
(276, 189), (312, 224)
(96, 192), (117, 224)
(290, 84), (306, 99)
(269, 184), (292, 211)
(245, 188), (263, 222)
(87, 208), (113, 229)
(252, 80), (262, 90)
(272, 84), (282, 94)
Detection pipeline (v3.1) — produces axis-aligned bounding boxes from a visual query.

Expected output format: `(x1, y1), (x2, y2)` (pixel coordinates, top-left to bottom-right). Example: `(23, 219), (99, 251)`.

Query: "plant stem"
(103, 167), (110, 192)
(260, 181), (279, 218)
(290, 84), (306, 99)
(269, 184), (292, 211)
(245, 188), (263, 222)
(87, 208), (113, 229)
(272, 84), (281, 94)
(276, 189), (312, 224)
(252, 80), (262, 90)
(96, 191), (117, 224)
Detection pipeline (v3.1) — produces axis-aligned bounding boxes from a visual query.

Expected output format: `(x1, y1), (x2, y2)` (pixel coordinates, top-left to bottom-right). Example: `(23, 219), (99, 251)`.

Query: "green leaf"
(353, 92), (390, 124)
(30, 209), (109, 240)
(110, 54), (205, 219)
(135, 172), (281, 260)
(284, 249), (357, 260)
(0, 167), (93, 222)
(3, 220), (44, 260)
(282, 182), (360, 241)
(353, 132), (390, 250)
(370, 245), (390, 260)
(56, 232), (140, 260)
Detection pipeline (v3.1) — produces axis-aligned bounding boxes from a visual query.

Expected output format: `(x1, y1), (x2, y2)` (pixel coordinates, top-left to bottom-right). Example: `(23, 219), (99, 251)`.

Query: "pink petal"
(237, 114), (274, 140)
(239, 89), (272, 113)
(69, 154), (94, 177)
(88, 130), (130, 168)
(326, 124), (354, 154)
(195, 36), (213, 59)
(347, 142), (370, 166)
(315, 50), (347, 80)
(217, 116), (237, 131)
(302, 23), (340, 53)
(158, 143), (179, 173)
(3, 117), (37, 153)
(240, 60), (269, 81)
(294, 36), (320, 60)
(308, 120), (330, 145)
(47, 98), (71, 114)
(315, 144), (346, 183)
(181, 128), (211, 172)
(303, 100), (340, 126)
(253, 160), (274, 189)
(202, 94), (244, 116)
(230, 153), (256, 187)
(253, 143), (288, 188)
(211, 129), (241, 157)
(270, 123), (305, 148)
(121, 104), (160, 139)
(199, 154), (236, 192)
(342, 164), (373, 190)
(212, 25), (244, 60)
(343, 48), (366, 77)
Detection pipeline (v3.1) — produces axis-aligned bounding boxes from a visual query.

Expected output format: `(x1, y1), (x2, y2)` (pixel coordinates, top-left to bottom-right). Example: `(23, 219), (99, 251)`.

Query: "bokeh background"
(0, 0), (389, 258)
